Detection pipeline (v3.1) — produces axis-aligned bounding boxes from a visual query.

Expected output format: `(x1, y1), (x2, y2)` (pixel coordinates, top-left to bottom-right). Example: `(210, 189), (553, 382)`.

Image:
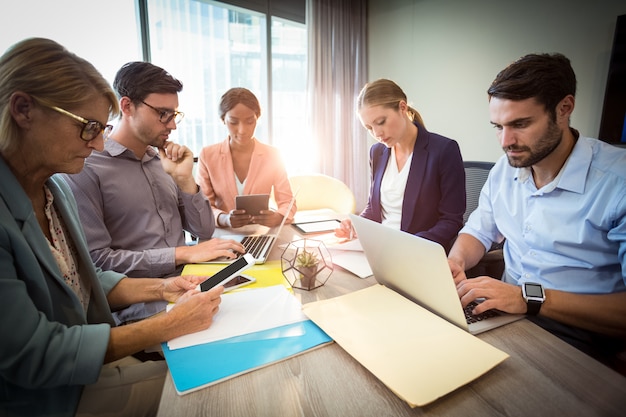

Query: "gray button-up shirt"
(63, 139), (216, 322)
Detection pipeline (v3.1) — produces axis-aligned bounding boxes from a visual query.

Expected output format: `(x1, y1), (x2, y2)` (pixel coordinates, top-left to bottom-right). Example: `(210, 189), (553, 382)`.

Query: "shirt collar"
(104, 138), (159, 160)
(514, 134), (590, 194)
(556, 135), (591, 194)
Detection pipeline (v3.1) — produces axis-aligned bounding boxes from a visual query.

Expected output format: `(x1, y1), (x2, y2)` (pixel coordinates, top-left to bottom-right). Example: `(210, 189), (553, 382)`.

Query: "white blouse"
(380, 147), (413, 230)
(235, 173), (245, 195)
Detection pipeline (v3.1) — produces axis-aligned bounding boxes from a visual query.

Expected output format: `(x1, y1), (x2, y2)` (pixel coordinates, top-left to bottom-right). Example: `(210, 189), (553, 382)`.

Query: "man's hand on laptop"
(176, 237), (246, 264)
(456, 277), (527, 316)
(447, 259), (467, 285)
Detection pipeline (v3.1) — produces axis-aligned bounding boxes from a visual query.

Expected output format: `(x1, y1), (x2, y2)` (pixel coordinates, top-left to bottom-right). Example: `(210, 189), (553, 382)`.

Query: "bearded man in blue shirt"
(448, 53), (626, 370)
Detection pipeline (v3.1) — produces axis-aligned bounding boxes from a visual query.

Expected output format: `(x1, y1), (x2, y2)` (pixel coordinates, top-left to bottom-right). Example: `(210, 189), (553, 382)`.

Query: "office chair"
(463, 161), (494, 224)
(462, 161), (505, 279)
(288, 173), (356, 215)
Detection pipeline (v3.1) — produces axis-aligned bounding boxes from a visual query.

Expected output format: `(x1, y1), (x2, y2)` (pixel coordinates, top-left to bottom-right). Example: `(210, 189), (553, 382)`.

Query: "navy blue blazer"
(360, 122), (465, 252)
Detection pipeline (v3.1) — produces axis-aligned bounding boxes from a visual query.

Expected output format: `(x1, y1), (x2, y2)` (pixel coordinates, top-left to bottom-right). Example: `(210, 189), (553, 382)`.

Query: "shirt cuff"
(147, 247), (177, 277)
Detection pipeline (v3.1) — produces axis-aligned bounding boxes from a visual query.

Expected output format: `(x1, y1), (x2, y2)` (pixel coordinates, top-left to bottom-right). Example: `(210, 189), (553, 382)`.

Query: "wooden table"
(158, 225), (626, 417)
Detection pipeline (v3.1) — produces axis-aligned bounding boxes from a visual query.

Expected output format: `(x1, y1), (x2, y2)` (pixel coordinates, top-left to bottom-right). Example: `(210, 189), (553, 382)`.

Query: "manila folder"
(302, 284), (509, 407)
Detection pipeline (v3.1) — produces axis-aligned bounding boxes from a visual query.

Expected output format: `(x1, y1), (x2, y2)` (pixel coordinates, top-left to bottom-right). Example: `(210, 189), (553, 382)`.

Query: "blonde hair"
(0, 38), (119, 153)
(356, 78), (425, 127)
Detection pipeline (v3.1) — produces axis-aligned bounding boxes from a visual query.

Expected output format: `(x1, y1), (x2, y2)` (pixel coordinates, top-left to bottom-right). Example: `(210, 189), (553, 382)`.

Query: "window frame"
(136, 0), (309, 173)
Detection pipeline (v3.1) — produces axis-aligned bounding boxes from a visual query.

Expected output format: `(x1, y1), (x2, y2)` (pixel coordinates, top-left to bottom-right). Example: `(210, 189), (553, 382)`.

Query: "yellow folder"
(302, 284), (509, 407)
(182, 260), (292, 292)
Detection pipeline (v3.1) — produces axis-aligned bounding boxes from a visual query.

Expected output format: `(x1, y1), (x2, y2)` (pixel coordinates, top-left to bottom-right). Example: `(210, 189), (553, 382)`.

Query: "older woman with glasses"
(0, 37), (224, 417)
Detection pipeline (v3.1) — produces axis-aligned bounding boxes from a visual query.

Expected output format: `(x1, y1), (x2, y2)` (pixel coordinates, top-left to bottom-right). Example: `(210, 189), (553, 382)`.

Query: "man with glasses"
(63, 61), (244, 324)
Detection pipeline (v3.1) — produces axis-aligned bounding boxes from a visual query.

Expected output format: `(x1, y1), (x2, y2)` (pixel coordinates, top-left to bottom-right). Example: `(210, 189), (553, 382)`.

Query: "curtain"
(306, 0), (369, 212)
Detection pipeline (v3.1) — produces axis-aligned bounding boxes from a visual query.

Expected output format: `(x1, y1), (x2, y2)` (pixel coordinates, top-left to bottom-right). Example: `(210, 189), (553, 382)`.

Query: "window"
(270, 17), (312, 171)
(145, 0), (310, 172)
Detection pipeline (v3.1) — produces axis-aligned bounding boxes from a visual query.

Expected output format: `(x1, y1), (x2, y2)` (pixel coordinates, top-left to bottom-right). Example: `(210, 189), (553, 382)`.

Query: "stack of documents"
(162, 285), (332, 394)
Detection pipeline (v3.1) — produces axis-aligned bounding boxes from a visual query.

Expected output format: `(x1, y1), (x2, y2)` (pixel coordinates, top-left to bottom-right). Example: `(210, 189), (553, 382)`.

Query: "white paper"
(318, 237), (371, 278)
(326, 238), (364, 252)
(303, 232), (365, 252)
(167, 285), (308, 350)
(330, 250), (373, 278)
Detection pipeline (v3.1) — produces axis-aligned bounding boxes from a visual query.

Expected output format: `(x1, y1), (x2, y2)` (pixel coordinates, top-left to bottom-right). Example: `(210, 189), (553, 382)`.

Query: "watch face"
(525, 283), (544, 298)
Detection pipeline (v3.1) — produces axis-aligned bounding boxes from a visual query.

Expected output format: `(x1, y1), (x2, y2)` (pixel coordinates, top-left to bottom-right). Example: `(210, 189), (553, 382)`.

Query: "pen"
(349, 227), (354, 241)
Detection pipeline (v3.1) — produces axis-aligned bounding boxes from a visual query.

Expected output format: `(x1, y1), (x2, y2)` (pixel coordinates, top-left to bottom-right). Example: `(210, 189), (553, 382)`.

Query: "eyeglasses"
(47, 105), (113, 141)
(140, 100), (184, 124)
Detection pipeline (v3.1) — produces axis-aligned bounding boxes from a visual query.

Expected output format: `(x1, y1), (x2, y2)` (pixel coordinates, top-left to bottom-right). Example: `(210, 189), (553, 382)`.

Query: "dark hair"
(219, 87), (261, 121)
(112, 61), (183, 102)
(487, 53), (576, 121)
(357, 78), (425, 126)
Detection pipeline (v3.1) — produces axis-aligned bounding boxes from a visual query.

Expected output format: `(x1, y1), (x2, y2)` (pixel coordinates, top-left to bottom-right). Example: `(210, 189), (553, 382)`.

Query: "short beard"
(504, 119), (562, 168)
(149, 134), (168, 149)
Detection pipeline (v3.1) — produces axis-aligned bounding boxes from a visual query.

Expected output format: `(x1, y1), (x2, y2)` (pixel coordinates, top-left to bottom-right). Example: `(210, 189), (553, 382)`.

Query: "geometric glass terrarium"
(280, 238), (333, 291)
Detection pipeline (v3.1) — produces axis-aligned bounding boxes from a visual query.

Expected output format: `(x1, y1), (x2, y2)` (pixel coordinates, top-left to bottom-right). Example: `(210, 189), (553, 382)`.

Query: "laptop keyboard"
(464, 301), (500, 324)
(241, 235), (273, 259)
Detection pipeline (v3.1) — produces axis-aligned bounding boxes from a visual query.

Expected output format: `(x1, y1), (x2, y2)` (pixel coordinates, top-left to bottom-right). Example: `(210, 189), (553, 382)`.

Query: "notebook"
(211, 191), (297, 265)
(350, 214), (524, 334)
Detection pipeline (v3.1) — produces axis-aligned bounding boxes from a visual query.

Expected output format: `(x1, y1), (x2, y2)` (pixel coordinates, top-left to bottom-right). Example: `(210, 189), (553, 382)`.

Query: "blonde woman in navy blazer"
(337, 79), (465, 253)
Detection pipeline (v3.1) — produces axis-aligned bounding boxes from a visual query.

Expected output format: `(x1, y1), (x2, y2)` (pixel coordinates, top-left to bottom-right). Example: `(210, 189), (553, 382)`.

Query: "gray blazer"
(0, 156), (125, 417)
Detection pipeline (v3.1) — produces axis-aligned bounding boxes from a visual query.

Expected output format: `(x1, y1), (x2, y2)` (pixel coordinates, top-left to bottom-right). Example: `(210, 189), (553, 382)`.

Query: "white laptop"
(209, 192), (296, 265)
(350, 214), (524, 335)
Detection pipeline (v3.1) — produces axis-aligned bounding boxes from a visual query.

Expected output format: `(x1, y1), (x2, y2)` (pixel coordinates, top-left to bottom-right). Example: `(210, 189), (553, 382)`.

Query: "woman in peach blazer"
(197, 88), (296, 228)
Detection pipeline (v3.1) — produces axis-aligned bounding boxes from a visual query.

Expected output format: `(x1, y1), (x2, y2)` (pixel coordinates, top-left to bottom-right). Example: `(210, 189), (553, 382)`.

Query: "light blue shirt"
(462, 135), (626, 294)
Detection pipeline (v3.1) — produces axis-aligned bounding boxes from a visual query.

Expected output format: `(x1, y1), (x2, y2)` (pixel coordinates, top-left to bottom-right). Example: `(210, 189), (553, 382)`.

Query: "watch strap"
(526, 299), (542, 315)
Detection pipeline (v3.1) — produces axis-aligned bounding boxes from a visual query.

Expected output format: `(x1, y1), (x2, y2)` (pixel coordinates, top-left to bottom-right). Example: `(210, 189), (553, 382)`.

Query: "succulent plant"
(296, 249), (319, 268)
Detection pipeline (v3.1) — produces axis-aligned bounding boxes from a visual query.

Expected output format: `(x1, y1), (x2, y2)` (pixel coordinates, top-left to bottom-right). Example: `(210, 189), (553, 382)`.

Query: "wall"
(367, 0), (626, 162)
(0, 0), (141, 84)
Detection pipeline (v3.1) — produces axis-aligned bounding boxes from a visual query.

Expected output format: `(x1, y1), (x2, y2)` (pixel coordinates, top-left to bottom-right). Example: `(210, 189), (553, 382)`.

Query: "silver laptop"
(209, 192), (296, 265)
(350, 214), (524, 335)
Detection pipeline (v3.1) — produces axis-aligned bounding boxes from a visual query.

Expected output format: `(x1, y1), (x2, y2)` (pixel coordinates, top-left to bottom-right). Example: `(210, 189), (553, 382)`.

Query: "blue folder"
(161, 320), (333, 394)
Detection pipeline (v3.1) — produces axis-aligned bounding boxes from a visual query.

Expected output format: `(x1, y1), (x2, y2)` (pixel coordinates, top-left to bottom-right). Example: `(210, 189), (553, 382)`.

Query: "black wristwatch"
(522, 282), (545, 315)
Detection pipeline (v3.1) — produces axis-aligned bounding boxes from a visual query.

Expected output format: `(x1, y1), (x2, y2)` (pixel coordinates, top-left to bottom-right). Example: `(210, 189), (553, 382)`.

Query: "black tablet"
(292, 219), (341, 234)
(235, 194), (270, 215)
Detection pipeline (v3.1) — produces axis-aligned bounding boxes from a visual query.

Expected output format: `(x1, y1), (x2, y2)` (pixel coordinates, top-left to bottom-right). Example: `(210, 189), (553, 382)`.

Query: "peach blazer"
(196, 138), (296, 226)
